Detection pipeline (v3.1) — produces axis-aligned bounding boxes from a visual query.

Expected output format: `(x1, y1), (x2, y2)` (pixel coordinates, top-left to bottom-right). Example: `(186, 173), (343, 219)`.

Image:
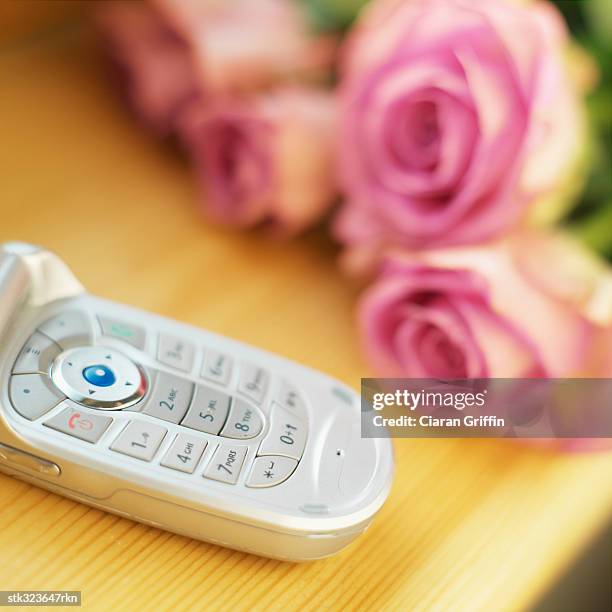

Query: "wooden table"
(1, 15), (611, 612)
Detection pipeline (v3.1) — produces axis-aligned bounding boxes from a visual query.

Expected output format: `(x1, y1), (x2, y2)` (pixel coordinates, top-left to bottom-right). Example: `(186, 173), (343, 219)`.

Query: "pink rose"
(336, 0), (582, 249)
(153, 0), (334, 92)
(359, 232), (612, 378)
(179, 88), (337, 233)
(95, 2), (198, 134)
(95, 0), (333, 133)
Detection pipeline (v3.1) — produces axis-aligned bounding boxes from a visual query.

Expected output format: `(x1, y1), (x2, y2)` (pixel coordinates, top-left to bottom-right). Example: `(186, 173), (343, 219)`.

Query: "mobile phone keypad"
(9, 310), (309, 488)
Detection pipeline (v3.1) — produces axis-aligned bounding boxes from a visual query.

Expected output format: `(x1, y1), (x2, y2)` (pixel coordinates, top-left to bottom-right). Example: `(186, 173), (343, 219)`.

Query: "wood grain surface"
(0, 18), (611, 612)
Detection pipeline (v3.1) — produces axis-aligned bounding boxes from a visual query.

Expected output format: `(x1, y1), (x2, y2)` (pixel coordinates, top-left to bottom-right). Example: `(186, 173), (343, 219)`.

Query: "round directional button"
(51, 346), (147, 410)
(83, 365), (116, 388)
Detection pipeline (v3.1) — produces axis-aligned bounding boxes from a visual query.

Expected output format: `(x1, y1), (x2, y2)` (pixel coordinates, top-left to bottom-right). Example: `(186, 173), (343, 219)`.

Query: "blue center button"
(82, 365), (116, 388)
(52, 346), (147, 410)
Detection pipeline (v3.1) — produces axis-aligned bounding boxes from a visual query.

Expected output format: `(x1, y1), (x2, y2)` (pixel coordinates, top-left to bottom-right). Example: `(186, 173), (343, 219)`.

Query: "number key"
(258, 402), (307, 460)
(201, 350), (233, 386)
(204, 444), (248, 484)
(143, 372), (193, 424)
(161, 433), (207, 474)
(157, 334), (195, 373)
(181, 385), (231, 435)
(237, 362), (269, 405)
(220, 398), (264, 440)
(110, 420), (167, 461)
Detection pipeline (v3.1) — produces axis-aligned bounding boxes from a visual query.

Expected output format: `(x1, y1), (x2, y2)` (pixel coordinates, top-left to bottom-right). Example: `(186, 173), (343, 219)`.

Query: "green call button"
(98, 316), (146, 350)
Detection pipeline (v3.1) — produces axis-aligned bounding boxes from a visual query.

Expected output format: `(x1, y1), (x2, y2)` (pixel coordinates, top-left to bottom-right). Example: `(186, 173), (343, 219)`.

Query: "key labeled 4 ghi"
(161, 433), (207, 474)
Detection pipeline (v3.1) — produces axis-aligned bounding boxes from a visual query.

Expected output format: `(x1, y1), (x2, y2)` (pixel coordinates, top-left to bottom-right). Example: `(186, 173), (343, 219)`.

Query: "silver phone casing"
(0, 244), (394, 561)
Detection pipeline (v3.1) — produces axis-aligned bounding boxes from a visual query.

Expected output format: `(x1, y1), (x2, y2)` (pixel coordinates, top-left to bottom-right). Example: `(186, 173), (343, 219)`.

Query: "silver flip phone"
(0, 243), (394, 561)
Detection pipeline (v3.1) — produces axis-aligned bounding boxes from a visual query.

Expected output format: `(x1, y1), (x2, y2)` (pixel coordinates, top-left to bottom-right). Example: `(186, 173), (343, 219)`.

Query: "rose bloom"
(96, 0), (332, 134)
(95, 2), (198, 134)
(179, 89), (337, 233)
(359, 232), (612, 379)
(153, 0), (334, 91)
(336, 0), (583, 249)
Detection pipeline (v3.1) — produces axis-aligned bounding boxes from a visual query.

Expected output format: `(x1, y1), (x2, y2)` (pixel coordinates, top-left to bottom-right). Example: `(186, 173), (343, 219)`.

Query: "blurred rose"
(359, 232), (612, 378)
(153, 0), (334, 92)
(336, 0), (583, 249)
(96, 0), (333, 134)
(95, 2), (198, 134)
(179, 89), (337, 233)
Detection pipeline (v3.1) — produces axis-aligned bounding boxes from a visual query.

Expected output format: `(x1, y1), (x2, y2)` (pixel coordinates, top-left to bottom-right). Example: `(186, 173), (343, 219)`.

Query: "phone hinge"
(3, 241), (85, 302)
(0, 253), (30, 339)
